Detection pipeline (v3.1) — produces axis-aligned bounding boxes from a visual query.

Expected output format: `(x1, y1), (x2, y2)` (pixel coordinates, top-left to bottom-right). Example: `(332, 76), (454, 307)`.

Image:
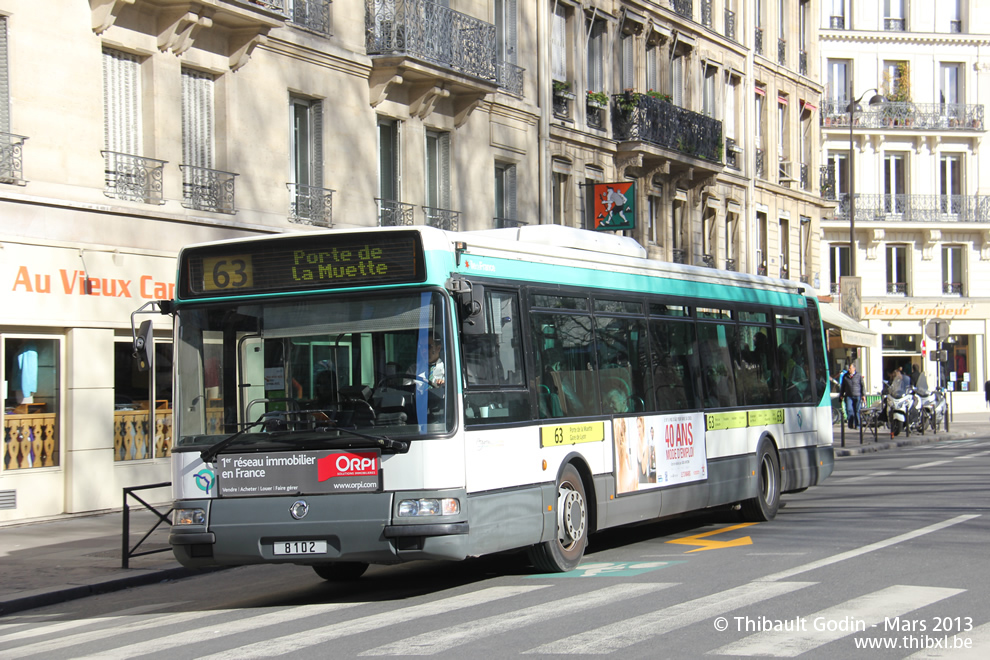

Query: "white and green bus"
(147, 225), (833, 579)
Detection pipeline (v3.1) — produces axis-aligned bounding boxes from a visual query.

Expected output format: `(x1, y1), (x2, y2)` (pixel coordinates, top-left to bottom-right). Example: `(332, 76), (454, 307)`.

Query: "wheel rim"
(759, 453), (776, 503)
(557, 484), (586, 549)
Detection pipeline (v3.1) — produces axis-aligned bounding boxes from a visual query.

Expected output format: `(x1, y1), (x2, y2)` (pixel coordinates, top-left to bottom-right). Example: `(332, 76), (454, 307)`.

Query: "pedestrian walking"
(840, 362), (866, 430)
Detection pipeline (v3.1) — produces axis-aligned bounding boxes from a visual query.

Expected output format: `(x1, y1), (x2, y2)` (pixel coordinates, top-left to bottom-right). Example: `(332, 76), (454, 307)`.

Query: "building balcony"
(423, 205), (460, 231)
(365, 0), (498, 118)
(289, 0), (331, 35)
(673, 0), (693, 20)
(755, 147), (766, 179)
(287, 183), (334, 227)
(944, 282), (963, 295)
(820, 163), (836, 199)
(725, 137), (740, 170)
(884, 18), (906, 32)
(180, 165), (237, 214)
(829, 15), (845, 29)
(755, 26), (764, 56)
(701, 253), (715, 268)
(497, 61), (524, 96)
(612, 93), (723, 173)
(725, 258), (737, 272)
(826, 193), (990, 223)
(91, 0), (286, 71)
(821, 101), (984, 131)
(887, 282), (908, 295)
(101, 151), (165, 205)
(799, 50), (808, 76)
(377, 198), (416, 226)
(777, 38), (786, 66)
(1, 132), (28, 186)
(672, 248), (687, 265)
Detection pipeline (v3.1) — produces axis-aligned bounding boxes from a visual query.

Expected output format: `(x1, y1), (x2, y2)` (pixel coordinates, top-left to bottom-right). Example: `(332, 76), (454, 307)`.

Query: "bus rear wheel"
(741, 440), (780, 522)
(312, 561), (368, 581)
(528, 463), (587, 573)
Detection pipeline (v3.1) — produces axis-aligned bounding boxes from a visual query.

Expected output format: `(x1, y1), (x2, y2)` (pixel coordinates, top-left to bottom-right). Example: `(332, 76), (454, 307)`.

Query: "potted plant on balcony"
(616, 91), (642, 114)
(586, 90), (609, 109)
(552, 80), (575, 100)
(645, 90), (672, 103)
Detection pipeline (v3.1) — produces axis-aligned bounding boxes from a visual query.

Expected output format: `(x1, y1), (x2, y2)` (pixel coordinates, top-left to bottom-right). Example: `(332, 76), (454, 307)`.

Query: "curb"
(0, 566), (224, 617)
(834, 430), (973, 456)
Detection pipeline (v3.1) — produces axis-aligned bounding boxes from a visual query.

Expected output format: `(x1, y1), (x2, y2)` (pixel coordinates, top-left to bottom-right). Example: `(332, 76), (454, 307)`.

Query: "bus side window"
(530, 312), (599, 418)
(649, 319), (701, 411)
(698, 322), (738, 409)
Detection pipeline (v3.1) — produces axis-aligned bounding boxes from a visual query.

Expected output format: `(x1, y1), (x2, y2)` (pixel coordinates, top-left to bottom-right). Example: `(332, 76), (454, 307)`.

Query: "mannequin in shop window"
(15, 342), (38, 405)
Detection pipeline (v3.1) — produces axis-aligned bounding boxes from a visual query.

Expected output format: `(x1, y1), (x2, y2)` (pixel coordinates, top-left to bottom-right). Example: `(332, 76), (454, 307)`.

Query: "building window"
(942, 246), (963, 295)
(104, 48), (142, 159)
(755, 87), (767, 178)
(779, 217), (790, 279)
(425, 129), (452, 228)
(3, 337), (60, 470)
(586, 16), (605, 96)
(940, 154), (962, 215)
(671, 54), (685, 107)
(550, 163), (570, 226)
(494, 162), (517, 227)
(646, 42), (659, 93)
(778, 96), (792, 184)
(829, 0), (847, 29)
(756, 210), (768, 275)
(830, 244), (850, 294)
(620, 31), (635, 91)
(377, 117), (408, 226)
(495, 0), (519, 92)
(883, 61), (910, 102)
(884, 0), (906, 31)
(886, 245), (909, 295)
(672, 195), (687, 263)
(725, 211), (739, 270)
(180, 68), (236, 214)
(826, 59), (849, 110)
(948, 0), (962, 32)
(884, 153), (907, 215)
(551, 4), (568, 84)
(647, 189), (662, 246)
(702, 64), (717, 118)
(0, 16), (9, 135)
(289, 96), (328, 226)
(113, 339), (173, 461)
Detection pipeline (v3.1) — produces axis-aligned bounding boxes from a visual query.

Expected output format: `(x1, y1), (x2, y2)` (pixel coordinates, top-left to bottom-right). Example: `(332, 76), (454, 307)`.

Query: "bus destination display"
(181, 232), (424, 297)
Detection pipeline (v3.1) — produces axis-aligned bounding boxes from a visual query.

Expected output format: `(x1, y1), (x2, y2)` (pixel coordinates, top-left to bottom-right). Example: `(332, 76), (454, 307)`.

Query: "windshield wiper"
(200, 414), (266, 464)
(313, 423), (410, 454)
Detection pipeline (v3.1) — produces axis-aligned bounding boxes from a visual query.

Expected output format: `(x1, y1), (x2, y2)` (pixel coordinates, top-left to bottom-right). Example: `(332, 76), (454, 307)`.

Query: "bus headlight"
(398, 498), (460, 517)
(173, 508), (206, 525)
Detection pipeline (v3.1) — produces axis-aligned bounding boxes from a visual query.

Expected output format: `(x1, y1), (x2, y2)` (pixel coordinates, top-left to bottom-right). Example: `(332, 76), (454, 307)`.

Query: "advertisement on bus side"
(614, 413), (707, 494)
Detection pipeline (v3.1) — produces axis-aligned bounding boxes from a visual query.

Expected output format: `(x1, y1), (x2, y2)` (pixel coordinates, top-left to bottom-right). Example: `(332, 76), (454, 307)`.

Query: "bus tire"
(528, 463), (587, 573)
(741, 440), (780, 522)
(312, 562), (368, 581)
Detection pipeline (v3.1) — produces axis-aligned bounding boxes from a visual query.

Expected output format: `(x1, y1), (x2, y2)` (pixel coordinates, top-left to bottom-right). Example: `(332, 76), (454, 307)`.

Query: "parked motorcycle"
(886, 386), (919, 437)
(921, 386), (948, 434)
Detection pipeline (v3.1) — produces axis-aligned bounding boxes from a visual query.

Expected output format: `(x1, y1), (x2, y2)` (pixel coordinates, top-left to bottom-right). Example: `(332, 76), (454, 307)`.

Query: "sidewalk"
(0, 412), (985, 616)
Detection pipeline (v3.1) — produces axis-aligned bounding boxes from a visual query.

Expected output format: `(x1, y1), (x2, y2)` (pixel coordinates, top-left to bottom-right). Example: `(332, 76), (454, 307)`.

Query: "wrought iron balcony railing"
(423, 205), (460, 231)
(102, 151), (166, 205)
(612, 94), (723, 164)
(180, 164), (237, 214)
(830, 282), (841, 295)
(673, 0), (693, 20)
(778, 38), (786, 65)
(755, 26), (764, 55)
(497, 61), (524, 96)
(950, 20), (962, 33)
(494, 217), (527, 228)
(701, 0), (712, 27)
(672, 248), (687, 264)
(799, 163), (811, 191)
(821, 100), (985, 131)
(755, 147), (766, 179)
(587, 105), (605, 130)
(826, 193), (990, 223)
(287, 183), (335, 227)
(701, 254), (715, 268)
(377, 198), (416, 226)
(247, 0), (287, 14)
(820, 163), (836, 199)
(289, 0), (330, 35)
(887, 282), (907, 295)
(944, 282), (963, 295)
(724, 9), (736, 40)
(884, 18), (906, 31)
(365, 0), (497, 83)
(1, 132), (28, 185)
(799, 50), (808, 76)
(724, 258), (737, 272)
(829, 15), (845, 29)
(725, 137), (740, 170)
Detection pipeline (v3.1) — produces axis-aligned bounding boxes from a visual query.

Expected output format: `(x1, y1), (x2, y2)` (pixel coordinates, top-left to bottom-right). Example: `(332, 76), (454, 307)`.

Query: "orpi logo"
(194, 468), (215, 493)
(317, 451), (378, 481)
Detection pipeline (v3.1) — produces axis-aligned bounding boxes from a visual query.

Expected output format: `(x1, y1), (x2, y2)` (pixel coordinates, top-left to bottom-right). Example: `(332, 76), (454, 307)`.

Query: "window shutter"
(312, 100), (324, 188)
(439, 131), (450, 210)
(671, 56), (684, 107)
(551, 6), (566, 81)
(506, 164), (517, 219)
(621, 34), (634, 90)
(646, 47), (657, 93)
(505, 0), (518, 64)
(0, 17), (9, 134)
(181, 68), (215, 169)
(103, 48), (142, 155)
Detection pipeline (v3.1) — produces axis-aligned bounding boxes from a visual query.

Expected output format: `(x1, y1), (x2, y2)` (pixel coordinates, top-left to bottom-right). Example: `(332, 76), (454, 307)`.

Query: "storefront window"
(3, 337), (60, 470)
(113, 340), (172, 461)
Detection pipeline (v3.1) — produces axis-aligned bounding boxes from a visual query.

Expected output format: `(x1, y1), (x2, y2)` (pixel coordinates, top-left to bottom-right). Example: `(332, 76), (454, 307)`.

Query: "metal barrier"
(122, 482), (172, 569)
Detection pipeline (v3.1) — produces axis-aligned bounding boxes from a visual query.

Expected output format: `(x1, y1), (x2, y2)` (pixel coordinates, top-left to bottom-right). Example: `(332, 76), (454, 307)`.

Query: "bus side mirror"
(134, 320), (154, 372)
(458, 283), (485, 335)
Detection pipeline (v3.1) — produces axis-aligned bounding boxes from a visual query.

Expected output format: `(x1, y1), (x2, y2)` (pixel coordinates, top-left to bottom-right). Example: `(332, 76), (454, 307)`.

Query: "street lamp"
(847, 84), (885, 277)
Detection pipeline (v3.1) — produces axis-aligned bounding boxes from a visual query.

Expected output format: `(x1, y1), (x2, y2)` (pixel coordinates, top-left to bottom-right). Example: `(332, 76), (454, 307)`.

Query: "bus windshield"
(173, 290), (453, 450)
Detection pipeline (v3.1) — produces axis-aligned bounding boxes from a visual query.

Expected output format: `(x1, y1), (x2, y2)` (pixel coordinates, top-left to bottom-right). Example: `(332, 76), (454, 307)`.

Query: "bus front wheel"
(528, 463), (588, 573)
(312, 561), (368, 581)
(741, 440), (780, 522)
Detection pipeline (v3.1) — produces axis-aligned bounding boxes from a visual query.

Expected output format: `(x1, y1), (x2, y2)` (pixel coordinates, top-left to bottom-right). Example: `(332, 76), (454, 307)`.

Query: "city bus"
(139, 224), (833, 579)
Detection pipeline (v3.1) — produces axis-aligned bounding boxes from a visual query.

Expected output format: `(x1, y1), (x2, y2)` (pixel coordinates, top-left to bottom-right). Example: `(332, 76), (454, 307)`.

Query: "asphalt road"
(2, 436), (988, 659)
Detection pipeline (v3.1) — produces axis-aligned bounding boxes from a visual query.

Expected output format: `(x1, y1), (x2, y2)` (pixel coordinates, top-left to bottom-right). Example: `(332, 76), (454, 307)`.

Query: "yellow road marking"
(665, 522), (758, 553)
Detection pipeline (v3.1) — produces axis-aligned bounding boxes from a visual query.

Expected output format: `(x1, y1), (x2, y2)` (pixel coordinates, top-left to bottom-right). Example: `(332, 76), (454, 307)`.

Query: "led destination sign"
(180, 231), (425, 298)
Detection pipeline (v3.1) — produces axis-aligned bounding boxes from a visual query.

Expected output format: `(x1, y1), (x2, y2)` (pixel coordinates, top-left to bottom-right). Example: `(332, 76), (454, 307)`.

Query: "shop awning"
(819, 303), (877, 347)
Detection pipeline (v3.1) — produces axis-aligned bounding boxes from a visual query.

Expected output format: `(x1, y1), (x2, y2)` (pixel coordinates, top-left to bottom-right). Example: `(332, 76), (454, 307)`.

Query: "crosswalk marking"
(0, 602), (186, 644)
(524, 581), (815, 655)
(838, 470), (894, 483)
(906, 460), (951, 470)
(757, 514), (979, 583)
(363, 583), (671, 656)
(197, 585), (548, 660)
(906, 621), (990, 659)
(712, 585), (964, 657)
(75, 600), (371, 659)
